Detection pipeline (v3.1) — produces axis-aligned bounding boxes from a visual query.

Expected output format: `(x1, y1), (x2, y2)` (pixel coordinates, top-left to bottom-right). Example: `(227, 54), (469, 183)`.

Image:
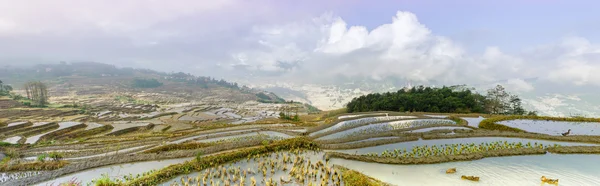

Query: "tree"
(485, 85), (510, 114)
(132, 78), (163, 88)
(24, 81), (49, 106)
(0, 80), (11, 96)
(508, 95), (526, 115)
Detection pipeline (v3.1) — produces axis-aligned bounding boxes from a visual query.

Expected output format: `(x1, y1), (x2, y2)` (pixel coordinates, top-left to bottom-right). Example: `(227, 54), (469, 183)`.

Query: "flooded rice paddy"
(162, 150), (342, 186)
(34, 158), (194, 186)
(310, 115), (418, 136)
(331, 154), (600, 186)
(462, 117), (485, 128)
(25, 122), (82, 144)
(317, 119), (456, 140)
(497, 119), (600, 136)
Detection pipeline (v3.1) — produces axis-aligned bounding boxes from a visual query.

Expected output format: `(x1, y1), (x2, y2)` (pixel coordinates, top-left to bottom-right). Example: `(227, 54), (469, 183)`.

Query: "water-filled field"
(25, 122), (82, 144)
(331, 154), (600, 186)
(310, 115), (418, 136)
(35, 158), (194, 186)
(462, 117), (485, 128)
(162, 151), (341, 186)
(317, 119), (456, 140)
(497, 119), (600, 136)
(5, 112), (600, 186)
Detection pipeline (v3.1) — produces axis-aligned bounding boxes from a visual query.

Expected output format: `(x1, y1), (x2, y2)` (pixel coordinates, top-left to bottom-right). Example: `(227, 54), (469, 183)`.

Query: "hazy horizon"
(1, 0), (599, 116)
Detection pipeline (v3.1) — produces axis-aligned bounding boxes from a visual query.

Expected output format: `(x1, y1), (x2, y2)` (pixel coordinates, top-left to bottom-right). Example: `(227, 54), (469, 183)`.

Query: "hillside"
(0, 62), (286, 106)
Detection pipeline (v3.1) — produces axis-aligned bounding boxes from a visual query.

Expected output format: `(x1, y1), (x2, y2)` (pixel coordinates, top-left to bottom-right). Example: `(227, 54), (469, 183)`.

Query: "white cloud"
(505, 79), (535, 93)
(1, 2), (600, 90)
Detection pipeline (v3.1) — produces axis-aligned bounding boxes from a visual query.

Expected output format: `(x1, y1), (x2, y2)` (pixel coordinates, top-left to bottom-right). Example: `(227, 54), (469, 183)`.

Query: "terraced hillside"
(2, 109), (600, 186)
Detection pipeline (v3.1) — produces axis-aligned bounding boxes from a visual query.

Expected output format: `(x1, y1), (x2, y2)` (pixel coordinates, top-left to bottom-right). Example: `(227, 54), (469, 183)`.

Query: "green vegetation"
(256, 92), (287, 103)
(346, 85), (530, 115)
(279, 112), (300, 121)
(363, 141), (558, 158)
(0, 161), (69, 171)
(91, 173), (118, 186)
(304, 103), (322, 114)
(37, 154), (48, 162)
(336, 165), (388, 186)
(132, 78), (163, 88)
(126, 137), (318, 185)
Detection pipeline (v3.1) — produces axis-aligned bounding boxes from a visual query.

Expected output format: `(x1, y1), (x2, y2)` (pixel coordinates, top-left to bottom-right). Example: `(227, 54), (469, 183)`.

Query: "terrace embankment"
(334, 165), (393, 186)
(316, 124), (468, 145)
(320, 136), (419, 150)
(326, 148), (547, 165)
(326, 144), (600, 166)
(54, 125), (114, 141)
(0, 161), (69, 172)
(547, 146), (600, 154)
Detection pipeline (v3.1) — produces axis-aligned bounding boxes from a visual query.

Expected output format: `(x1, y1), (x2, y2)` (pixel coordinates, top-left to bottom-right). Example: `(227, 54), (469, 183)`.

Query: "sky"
(1, 0), (600, 92)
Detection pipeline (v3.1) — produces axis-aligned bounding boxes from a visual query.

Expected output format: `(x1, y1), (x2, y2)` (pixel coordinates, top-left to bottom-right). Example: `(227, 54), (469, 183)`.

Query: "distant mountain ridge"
(0, 62), (286, 104)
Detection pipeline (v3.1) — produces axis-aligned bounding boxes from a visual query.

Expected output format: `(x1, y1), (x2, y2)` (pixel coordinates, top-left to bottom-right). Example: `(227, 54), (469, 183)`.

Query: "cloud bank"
(0, 1), (599, 91)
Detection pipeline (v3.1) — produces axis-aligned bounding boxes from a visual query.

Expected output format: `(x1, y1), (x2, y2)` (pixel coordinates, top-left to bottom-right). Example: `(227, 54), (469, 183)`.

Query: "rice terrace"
(0, 63), (599, 186)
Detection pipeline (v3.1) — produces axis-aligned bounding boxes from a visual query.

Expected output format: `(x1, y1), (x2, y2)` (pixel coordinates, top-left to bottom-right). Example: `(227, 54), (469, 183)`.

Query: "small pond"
(497, 119), (600, 136)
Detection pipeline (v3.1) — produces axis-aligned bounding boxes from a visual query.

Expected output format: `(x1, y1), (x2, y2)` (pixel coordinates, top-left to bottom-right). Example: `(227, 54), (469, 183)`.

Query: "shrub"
(48, 152), (64, 161)
(92, 173), (118, 186)
(195, 151), (203, 162)
(37, 154), (48, 162)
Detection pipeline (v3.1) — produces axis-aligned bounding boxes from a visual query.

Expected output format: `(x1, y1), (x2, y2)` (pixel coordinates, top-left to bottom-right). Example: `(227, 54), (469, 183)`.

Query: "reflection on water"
(331, 154), (600, 186)
(161, 151), (340, 186)
(35, 157), (193, 186)
(310, 116), (418, 137)
(317, 119), (456, 140)
(498, 119), (600, 136)
(406, 126), (471, 133)
(462, 117), (485, 128)
(331, 137), (597, 155)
